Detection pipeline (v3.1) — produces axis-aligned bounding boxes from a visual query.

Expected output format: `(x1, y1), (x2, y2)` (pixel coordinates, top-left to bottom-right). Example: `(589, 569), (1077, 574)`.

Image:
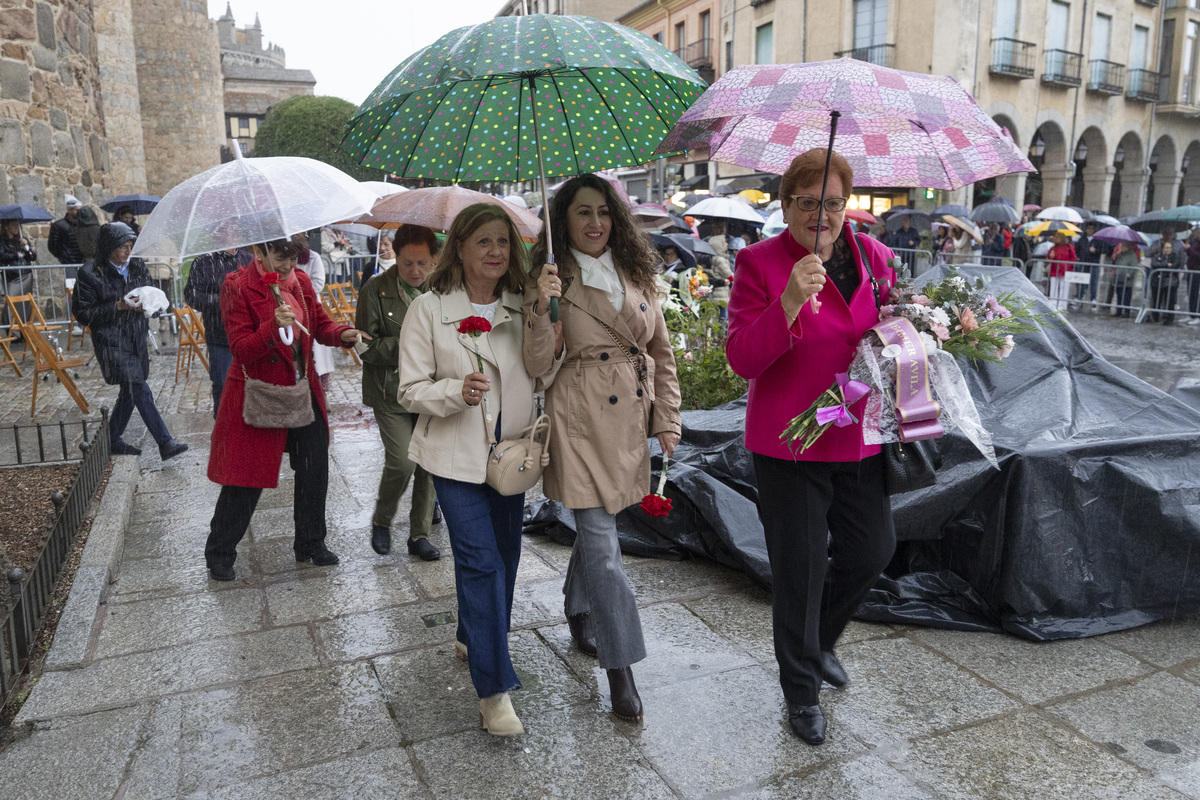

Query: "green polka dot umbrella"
(341, 15), (705, 185)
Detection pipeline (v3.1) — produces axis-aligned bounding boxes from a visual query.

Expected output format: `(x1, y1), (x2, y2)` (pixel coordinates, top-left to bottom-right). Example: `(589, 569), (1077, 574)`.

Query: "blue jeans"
(111, 381), (170, 448)
(432, 476), (524, 699)
(207, 344), (233, 418)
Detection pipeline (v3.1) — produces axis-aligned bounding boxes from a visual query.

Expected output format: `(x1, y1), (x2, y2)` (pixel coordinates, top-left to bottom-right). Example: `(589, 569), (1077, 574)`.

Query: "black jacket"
(184, 251), (241, 347)
(888, 226), (922, 251)
(48, 217), (82, 264)
(0, 232), (35, 282)
(72, 240), (151, 386)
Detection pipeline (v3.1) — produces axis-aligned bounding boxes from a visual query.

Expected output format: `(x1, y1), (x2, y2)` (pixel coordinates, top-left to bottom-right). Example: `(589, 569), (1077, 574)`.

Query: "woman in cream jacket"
(398, 204), (562, 737)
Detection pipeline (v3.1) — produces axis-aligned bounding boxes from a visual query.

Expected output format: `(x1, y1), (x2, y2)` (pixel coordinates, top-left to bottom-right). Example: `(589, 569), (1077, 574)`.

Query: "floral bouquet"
(640, 456), (673, 517)
(781, 268), (1045, 464)
(459, 316), (493, 424)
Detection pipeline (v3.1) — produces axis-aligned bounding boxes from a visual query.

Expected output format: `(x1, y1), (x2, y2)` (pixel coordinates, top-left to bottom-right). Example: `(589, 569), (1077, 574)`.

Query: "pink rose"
(931, 323), (951, 342)
(879, 304), (896, 319)
(911, 295), (933, 306)
(684, 351), (694, 361)
(958, 306), (980, 333)
(997, 335), (1015, 358)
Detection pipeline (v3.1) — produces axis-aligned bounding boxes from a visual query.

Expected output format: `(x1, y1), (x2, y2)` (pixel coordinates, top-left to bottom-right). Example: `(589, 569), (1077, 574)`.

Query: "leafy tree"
(251, 95), (381, 181)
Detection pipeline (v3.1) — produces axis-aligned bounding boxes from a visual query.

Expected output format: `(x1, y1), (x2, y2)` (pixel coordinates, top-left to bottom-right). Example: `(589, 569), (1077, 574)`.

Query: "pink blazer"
(726, 223), (896, 462)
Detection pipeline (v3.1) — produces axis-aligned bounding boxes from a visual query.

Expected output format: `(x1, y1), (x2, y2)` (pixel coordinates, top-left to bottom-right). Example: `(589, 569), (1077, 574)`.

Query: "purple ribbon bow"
(815, 372), (871, 427)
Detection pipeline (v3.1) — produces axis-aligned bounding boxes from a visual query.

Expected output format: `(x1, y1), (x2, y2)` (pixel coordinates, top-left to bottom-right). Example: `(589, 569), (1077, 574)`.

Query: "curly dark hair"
(426, 204), (527, 298)
(529, 174), (659, 294)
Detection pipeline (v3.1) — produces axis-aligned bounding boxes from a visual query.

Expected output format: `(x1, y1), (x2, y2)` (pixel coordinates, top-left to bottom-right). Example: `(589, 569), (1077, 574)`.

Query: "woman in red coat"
(204, 235), (370, 581)
(1046, 232), (1076, 311)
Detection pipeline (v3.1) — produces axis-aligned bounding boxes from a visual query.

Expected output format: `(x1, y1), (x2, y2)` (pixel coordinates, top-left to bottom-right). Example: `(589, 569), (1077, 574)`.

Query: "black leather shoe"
(309, 545), (340, 566)
(111, 439), (142, 456)
(431, 502), (443, 525)
(208, 564), (235, 582)
(607, 667), (643, 721)
(821, 651), (849, 688)
(567, 613), (598, 656)
(159, 440), (189, 461)
(407, 536), (440, 561)
(371, 524), (391, 555)
(787, 703), (827, 745)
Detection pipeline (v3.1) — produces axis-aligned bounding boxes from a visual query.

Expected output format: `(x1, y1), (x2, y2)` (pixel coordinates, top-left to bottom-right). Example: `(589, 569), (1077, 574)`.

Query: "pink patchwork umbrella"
(655, 59), (1035, 191)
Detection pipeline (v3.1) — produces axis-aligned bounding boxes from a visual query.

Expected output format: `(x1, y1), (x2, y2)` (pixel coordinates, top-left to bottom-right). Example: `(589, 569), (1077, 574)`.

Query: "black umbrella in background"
(970, 200), (1021, 224)
(885, 209), (932, 232)
(650, 233), (696, 271)
(934, 203), (971, 218)
(665, 232), (717, 256)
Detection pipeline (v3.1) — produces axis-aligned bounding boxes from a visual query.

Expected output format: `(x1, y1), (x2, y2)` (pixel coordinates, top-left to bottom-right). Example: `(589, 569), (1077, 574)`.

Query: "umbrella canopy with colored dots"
(341, 15), (706, 184)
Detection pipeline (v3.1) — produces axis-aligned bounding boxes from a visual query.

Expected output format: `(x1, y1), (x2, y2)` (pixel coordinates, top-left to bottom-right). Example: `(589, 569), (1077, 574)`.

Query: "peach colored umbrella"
(347, 185), (542, 238)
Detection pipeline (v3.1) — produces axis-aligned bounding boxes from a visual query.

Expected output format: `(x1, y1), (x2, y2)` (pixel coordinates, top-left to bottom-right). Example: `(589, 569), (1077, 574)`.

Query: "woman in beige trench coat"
(524, 174), (682, 722)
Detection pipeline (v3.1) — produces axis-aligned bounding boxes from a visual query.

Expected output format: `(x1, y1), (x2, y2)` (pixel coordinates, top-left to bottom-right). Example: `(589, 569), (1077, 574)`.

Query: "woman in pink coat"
(726, 149), (897, 746)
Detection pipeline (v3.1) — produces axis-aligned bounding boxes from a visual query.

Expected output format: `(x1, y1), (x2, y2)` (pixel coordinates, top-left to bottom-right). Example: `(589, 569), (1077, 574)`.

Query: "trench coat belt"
(567, 353), (646, 373)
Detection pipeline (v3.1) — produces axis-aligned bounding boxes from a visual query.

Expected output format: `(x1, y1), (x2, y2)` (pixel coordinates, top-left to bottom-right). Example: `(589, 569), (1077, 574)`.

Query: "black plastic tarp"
(524, 265), (1200, 641)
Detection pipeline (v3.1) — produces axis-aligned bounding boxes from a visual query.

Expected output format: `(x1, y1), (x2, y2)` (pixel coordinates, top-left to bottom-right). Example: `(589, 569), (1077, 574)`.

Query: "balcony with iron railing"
(673, 38), (714, 82)
(1134, 0), (1159, 6)
(990, 38), (1036, 78)
(833, 43), (895, 68)
(1128, 69), (1161, 101)
(1042, 49), (1083, 86)
(1088, 59), (1126, 95)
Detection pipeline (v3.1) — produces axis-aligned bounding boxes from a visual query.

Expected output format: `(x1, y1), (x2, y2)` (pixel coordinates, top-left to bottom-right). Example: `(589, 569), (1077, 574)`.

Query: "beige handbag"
(485, 414), (552, 496)
(240, 363), (315, 429)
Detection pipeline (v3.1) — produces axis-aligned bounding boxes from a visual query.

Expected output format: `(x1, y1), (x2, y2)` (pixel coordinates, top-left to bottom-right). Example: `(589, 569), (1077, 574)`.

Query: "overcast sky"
(212, 1), (506, 107)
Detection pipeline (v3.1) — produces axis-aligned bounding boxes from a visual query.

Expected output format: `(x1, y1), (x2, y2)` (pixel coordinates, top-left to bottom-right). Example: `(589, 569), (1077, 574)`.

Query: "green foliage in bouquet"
(665, 298), (747, 411)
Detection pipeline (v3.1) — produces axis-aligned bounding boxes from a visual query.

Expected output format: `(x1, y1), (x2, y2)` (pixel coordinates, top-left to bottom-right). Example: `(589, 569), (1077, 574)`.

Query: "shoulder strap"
(844, 231), (884, 309)
(597, 319), (648, 387)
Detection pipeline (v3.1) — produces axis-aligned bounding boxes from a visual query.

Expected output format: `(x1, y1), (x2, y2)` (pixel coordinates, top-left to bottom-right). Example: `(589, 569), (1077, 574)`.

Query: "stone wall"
(0, 0), (112, 226)
(92, 0), (146, 194)
(130, 0), (224, 197)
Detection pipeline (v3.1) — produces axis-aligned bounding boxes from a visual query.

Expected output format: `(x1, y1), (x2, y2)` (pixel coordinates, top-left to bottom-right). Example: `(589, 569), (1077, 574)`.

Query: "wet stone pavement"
(1, 317), (1199, 799)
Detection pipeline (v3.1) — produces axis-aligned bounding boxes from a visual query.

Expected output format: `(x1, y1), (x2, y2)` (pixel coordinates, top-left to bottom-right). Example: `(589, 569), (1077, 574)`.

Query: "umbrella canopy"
(1067, 206), (1094, 222)
(360, 181), (408, 198)
(1091, 214), (1121, 228)
(341, 15), (706, 184)
(0, 203), (54, 223)
(631, 203), (671, 230)
(713, 184), (737, 196)
(934, 203), (971, 218)
(650, 233), (696, 271)
(763, 209), (786, 237)
(969, 199), (1021, 224)
(1091, 225), (1150, 247)
(738, 189), (768, 204)
(100, 194), (161, 215)
(656, 58), (1035, 190)
(1023, 203), (1041, 212)
(665, 232), (717, 256)
(1129, 205), (1200, 233)
(886, 209), (932, 233)
(349, 185), (542, 238)
(549, 173), (632, 206)
(687, 196), (766, 224)
(943, 214), (983, 242)
(1036, 205), (1084, 223)
(131, 149), (378, 260)
(845, 208), (877, 225)
(1020, 219), (1081, 238)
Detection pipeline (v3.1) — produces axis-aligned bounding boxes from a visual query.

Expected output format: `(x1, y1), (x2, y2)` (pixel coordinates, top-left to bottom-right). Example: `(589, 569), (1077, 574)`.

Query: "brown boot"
(567, 613), (597, 656)
(607, 667), (643, 721)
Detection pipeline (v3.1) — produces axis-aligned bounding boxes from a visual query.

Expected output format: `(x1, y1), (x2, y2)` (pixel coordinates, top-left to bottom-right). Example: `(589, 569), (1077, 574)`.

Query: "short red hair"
(780, 149), (854, 206)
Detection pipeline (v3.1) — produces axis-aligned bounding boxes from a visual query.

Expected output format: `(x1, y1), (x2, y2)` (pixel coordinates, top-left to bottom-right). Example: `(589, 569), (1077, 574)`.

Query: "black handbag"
(849, 233), (942, 495)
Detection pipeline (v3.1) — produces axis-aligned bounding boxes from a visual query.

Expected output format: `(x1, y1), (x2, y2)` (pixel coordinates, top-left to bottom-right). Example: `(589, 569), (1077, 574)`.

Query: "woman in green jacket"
(355, 226), (441, 560)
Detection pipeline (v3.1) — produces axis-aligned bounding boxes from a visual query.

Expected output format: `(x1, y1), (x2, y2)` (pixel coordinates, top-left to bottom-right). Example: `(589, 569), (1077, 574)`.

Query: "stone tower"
(92, 0), (148, 194)
(129, 0), (225, 197)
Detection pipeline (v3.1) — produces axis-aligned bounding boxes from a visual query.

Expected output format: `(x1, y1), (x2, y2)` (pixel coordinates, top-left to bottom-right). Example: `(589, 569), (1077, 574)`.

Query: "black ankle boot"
(607, 667), (643, 721)
(567, 613), (598, 656)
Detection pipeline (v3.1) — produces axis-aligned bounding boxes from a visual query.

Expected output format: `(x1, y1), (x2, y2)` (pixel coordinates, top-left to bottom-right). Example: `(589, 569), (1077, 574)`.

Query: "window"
(1092, 13), (1111, 61)
(700, 10), (711, 57)
(725, 39), (733, 73)
(1131, 25), (1149, 70)
(1185, 20), (1200, 103)
(675, 21), (686, 50)
(994, 0), (1018, 40)
(854, 0), (888, 49)
(756, 22), (773, 64)
(653, 31), (662, 44)
(1046, 0), (1070, 75)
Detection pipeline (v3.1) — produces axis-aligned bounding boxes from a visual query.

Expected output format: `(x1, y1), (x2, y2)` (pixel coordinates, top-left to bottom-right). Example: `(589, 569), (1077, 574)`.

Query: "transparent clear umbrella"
(131, 149), (379, 260)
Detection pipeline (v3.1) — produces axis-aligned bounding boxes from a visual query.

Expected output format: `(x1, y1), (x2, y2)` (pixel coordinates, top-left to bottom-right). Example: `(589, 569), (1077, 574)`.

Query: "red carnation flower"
(639, 493), (673, 517)
(458, 316), (492, 336)
(262, 272), (280, 286)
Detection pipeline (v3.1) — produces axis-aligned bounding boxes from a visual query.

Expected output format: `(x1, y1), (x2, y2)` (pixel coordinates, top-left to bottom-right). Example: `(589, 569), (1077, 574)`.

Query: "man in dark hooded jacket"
(72, 223), (188, 460)
(184, 247), (242, 415)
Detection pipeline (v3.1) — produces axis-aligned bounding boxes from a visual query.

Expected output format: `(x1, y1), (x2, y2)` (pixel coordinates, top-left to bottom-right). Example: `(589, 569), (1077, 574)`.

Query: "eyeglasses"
(789, 196), (848, 213)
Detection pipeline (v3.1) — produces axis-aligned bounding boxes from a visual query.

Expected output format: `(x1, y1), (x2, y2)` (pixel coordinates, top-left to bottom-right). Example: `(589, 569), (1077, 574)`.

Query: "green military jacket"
(355, 265), (423, 412)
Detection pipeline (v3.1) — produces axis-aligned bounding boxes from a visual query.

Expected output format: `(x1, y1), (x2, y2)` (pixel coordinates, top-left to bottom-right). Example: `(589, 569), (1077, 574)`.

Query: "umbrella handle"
(809, 111), (841, 315)
(278, 326), (294, 346)
(548, 253), (559, 323)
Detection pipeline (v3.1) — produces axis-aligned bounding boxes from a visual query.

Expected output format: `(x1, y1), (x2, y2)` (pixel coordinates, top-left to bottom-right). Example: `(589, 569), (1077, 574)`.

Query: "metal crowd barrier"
(1019, 259), (1200, 322)
(888, 247), (936, 277)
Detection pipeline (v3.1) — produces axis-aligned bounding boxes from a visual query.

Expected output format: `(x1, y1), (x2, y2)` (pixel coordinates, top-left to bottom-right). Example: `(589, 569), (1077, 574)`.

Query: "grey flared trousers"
(563, 507), (646, 669)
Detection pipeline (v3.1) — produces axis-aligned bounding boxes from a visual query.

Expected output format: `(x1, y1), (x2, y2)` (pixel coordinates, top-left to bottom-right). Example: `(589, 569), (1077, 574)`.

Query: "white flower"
(928, 307), (951, 327)
(950, 276), (968, 289)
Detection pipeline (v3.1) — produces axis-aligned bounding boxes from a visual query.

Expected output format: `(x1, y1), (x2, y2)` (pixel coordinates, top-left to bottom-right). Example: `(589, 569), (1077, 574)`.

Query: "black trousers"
(753, 452), (896, 706)
(205, 396), (330, 569)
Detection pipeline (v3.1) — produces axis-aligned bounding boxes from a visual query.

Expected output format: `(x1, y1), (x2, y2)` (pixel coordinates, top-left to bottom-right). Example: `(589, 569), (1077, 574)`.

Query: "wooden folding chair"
(21, 323), (88, 417)
(173, 306), (210, 382)
(323, 283), (362, 365)
(64, 286), (88, 351)
(5, 293), (61, 362)
(0, 331), (21, 377)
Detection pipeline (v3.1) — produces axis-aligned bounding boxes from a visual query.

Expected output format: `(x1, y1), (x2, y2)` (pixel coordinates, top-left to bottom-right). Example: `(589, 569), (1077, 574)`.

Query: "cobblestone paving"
(0, 320), (1197, 799)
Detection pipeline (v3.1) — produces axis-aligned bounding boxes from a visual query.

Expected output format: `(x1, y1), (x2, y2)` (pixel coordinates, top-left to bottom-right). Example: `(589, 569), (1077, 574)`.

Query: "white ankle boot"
(455, 640), (468, 661)
(479, 692), (524, 736)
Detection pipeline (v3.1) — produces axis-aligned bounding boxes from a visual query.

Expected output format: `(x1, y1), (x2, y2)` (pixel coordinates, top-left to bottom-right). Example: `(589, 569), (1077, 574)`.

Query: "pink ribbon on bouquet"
(815, 372), (871, 427)
(870, 317), (944, 442)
